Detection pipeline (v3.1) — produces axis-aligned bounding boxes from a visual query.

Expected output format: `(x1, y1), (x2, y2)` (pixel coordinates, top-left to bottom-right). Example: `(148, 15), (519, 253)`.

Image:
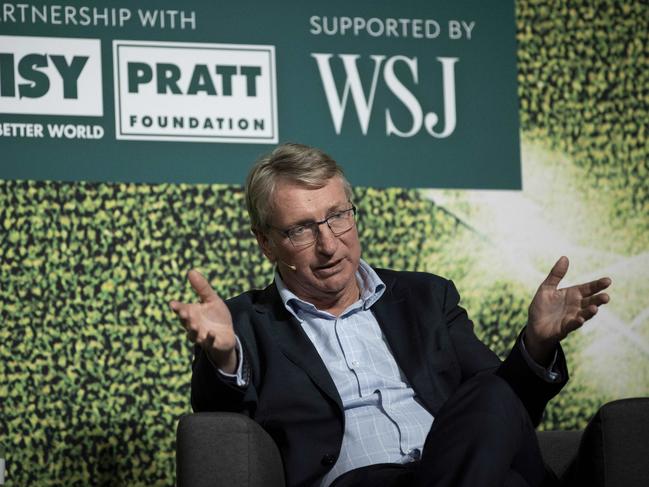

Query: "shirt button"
(351, 360), (359, 367)
(321, 453), (337, 466)
(407, 448), (421, 460)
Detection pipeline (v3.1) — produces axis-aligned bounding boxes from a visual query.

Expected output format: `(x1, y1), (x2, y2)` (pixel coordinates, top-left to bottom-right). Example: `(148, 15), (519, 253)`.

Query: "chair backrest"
(569, 398), (649, 487)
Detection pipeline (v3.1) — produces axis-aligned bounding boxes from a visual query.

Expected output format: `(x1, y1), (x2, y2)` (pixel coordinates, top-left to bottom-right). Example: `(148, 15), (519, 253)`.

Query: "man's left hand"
(525, 256), (611, 364)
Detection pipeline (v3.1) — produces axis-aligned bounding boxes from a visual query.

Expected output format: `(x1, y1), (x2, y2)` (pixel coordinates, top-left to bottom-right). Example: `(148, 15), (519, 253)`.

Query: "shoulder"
(224, 282), (281, 315)
(225, 287), (267, 308)
(374, 267), (463, 312)
(374, 267), (450, 291)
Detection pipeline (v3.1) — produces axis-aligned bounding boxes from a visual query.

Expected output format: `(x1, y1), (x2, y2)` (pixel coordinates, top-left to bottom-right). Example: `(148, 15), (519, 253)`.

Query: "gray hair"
(245, 143), (352, 232)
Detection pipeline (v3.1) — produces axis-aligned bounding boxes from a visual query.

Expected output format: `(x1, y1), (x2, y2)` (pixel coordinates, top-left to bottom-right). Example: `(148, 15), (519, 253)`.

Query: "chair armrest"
(176, 412), (285, 487)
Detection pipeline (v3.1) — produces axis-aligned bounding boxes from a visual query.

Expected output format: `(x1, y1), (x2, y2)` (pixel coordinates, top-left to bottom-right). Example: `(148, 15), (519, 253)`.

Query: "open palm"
(169, 270), (237, 371)
(526, 256), (611, 362)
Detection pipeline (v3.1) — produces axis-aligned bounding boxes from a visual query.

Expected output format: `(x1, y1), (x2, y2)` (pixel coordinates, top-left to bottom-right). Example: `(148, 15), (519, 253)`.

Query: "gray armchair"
(177, 398), (649, 487)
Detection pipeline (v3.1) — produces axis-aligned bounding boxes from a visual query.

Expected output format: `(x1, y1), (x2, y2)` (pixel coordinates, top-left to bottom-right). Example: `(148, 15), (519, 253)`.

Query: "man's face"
(257, 176), (361, 308)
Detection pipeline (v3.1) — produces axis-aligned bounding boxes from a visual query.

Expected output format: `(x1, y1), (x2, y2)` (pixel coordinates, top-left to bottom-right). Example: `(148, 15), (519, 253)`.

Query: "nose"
(315, 223), (338, 256)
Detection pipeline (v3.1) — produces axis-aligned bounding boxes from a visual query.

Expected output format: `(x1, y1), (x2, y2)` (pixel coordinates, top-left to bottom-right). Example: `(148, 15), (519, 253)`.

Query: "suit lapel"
(252, 271), (451, 416)
(372, 273), (439, 413)
(254, 284), (343, 412)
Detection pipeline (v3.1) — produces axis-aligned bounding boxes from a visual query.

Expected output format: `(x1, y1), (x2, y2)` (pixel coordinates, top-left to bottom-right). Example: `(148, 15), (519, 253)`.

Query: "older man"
(170, 143), (611, 487)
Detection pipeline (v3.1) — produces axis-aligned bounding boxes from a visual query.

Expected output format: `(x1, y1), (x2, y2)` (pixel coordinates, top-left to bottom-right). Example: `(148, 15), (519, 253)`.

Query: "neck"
(280, 273), (361, 317)
(313, 285), (360, 317)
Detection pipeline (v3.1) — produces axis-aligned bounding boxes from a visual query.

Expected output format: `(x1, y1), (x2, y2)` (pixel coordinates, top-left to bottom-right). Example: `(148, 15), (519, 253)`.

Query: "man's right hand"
(169, 269), (238, 374)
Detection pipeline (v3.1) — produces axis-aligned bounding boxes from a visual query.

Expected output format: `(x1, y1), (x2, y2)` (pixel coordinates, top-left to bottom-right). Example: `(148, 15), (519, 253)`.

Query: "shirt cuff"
(518, 331), (561, 382)
(213, 335), (247, 387)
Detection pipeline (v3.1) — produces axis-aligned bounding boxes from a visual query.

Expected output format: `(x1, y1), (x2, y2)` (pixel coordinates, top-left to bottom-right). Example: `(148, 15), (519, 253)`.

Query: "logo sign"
(0, 35), (103, 116)
(113, 40), (278, 143)
(0, 1), (520, 190)
(311, 54), (458, 139)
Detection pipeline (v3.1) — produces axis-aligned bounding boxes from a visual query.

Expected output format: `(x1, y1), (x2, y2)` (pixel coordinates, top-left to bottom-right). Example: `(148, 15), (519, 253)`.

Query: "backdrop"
(1, 0), (648, 485)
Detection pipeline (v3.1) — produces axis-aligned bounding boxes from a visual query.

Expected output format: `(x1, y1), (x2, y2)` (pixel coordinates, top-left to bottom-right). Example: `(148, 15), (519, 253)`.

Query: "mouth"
(313, 259), (344, 276)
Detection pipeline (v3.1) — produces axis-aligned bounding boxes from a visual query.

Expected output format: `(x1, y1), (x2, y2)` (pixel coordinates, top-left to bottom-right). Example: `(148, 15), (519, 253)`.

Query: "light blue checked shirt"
(275, 260), (434, 486)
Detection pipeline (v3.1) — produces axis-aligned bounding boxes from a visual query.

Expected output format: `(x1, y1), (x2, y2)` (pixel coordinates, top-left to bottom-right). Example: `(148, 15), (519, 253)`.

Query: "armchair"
(177, 398), (649, 487)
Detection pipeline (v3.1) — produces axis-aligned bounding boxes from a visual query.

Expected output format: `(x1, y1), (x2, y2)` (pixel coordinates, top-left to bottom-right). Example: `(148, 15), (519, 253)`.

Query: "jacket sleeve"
(190, 299), (260, 416)
(441, 279), (568, 426)
(496, 335), (568, 426)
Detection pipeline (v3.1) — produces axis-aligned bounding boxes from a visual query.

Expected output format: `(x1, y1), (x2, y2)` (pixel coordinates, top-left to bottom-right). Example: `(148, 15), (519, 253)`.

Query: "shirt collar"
(274, 259), (386, 319)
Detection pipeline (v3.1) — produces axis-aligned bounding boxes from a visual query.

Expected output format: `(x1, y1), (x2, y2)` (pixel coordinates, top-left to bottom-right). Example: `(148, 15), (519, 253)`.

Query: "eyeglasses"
(274, 205), (357, 247)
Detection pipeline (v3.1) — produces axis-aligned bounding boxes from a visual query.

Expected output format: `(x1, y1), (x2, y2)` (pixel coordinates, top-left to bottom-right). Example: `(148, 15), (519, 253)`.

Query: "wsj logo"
(0, 36), (103, 116)
(312, 53), (457, 138)
(113, 40), (278, 143)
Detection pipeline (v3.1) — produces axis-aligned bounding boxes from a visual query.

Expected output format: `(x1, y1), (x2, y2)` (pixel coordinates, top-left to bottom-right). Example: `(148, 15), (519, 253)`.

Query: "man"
(170, 143), (611, 487)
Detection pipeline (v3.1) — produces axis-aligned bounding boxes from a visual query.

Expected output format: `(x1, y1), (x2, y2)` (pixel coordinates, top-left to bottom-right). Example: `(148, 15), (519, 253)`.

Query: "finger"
(581, 293), (610, 309)
(577, 277), (612, 297)
(203, 332), (215, 349)
(169, 300), (189, 320)
(187, 269), (219, 303)
(186, 328), (198, 342)
(179, 307), (189, 320)
(542, 256), (569, 289)
(195, 329), (206, 343)
(563, 315), (586, 335)
(578, 305), (599, 322)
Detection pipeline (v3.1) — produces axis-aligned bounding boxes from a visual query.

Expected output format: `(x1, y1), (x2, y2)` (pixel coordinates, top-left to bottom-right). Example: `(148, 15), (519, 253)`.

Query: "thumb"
(187, 269), (218, 303)
(542, 256), (569, 289)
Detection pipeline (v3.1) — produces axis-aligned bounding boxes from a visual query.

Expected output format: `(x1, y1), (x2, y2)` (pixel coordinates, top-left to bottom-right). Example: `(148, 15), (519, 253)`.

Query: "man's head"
(245, 143), (353, 233)
(245, 143), (361, 310)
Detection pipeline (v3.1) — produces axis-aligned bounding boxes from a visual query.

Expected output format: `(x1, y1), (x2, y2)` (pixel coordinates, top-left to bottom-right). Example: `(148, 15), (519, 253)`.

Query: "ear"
(253, 229), (276, 262)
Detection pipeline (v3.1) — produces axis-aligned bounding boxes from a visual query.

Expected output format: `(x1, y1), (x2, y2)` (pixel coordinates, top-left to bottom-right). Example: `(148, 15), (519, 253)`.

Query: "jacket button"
(321, 453), (337, 466)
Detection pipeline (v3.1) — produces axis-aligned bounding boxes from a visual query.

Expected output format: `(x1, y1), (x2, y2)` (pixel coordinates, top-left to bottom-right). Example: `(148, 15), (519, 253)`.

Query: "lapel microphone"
(280, 260), (297, 271)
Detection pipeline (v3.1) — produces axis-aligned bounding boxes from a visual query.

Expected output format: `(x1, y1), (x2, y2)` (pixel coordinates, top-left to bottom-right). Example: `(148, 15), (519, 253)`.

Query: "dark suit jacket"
(191, 268), (568, 487)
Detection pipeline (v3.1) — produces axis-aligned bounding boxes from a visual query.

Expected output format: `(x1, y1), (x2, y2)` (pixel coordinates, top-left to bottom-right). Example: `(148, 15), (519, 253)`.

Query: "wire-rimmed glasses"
(274, 205), (357, 247)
